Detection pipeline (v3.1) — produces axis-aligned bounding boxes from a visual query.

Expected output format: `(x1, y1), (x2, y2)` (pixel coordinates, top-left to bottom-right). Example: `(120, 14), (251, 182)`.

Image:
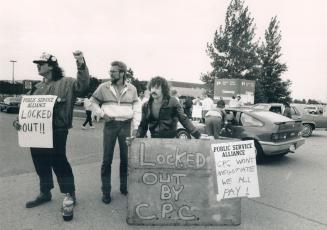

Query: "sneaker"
(26, 192), (52, 208)
(81, 126), (87, 130)
(62, 193), (74, 221)
(63, 193), (74, 206)
(89, 126), (95, 129)
(102, 193), (112, 204)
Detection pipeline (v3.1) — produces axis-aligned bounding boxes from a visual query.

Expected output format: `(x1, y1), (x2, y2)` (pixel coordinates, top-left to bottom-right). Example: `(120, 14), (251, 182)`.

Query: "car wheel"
(176, 129), (191, 139)
(302, 124), (313, 137)
(254, 140), (265, 164)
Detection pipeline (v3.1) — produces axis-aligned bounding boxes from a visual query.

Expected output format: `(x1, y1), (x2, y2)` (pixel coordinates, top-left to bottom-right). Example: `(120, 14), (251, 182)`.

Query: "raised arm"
(73, 50), (90, 96)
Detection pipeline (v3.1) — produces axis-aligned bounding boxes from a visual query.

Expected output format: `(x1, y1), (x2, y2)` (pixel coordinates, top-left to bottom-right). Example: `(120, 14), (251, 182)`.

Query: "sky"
(1, 0), (327, 102)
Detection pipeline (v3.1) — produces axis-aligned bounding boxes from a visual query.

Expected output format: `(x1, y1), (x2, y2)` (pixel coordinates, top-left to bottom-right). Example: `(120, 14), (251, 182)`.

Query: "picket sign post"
(127, 138), (259, 226)
(18, 95), (57, 148)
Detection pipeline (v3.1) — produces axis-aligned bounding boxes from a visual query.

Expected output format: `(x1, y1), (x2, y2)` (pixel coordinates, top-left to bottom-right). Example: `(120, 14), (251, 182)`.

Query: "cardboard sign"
(127, 138), (241, 226)
(211, 140), (260, 201)
(18, 95), (57, 148)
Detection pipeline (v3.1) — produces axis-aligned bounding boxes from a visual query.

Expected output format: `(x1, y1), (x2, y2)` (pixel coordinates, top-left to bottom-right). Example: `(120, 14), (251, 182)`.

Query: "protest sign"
(127, 138), (241, 226)
(211, 140), (260, 201)
(18, 95), (57, 148)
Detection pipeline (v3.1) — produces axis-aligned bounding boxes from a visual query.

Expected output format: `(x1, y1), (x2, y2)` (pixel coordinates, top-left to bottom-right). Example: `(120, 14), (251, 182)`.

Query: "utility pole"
(10, 60), (17, 84)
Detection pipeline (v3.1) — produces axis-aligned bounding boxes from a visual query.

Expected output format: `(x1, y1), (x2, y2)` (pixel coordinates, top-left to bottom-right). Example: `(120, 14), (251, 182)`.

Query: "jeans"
(101, 120), (131, 194)
(30, 129), (75, 194)
(83, 110), (93, 127)
(205, 116), (222, 139)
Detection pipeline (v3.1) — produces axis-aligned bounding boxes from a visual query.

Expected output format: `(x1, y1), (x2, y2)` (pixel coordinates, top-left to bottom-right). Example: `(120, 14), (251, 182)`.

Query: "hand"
(103, 114), (114, 122)
(132, 129), (138, 137)
(200, 134), (214, 140)
(73, 50), (85, 64)
(13, 119), (21, 131)
(126, 136), (135, 146)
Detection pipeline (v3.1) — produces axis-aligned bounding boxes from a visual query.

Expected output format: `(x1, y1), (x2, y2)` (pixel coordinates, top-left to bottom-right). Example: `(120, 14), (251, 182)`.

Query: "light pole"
(10, 60), (17, 84)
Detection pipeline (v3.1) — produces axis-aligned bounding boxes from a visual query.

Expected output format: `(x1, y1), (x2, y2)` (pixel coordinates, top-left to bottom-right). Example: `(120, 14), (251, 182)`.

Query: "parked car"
(292, 104), (327, 137)
(304, 105), (323, 115)
(176, 108), (305, 162)
(252, 103), (327, 137)
(221, 108), (305, 162)
(176, 121), (205, 139)
(0, 96), (22, 113)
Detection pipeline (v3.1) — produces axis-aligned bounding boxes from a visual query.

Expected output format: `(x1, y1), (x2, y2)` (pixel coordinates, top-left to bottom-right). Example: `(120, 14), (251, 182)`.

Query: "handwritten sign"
(127, 138), (241, 226)
(18, 95), (57, 148)
(211, 140), (260, 201)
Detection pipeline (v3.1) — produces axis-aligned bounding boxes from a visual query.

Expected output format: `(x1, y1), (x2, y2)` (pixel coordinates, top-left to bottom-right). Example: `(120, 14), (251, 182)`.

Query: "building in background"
(214, 78), (255, 104)
(169, 81), (206, 99)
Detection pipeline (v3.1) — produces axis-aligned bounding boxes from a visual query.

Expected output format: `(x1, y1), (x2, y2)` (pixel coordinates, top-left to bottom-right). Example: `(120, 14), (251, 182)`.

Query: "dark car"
(0, 96), (22, 113)
(252, 103), (327, 137)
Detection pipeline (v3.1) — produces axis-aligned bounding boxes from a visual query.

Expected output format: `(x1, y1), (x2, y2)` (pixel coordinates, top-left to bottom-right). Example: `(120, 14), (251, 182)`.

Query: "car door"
(312, 114), (327, 128)
(222, 111), (244, 138)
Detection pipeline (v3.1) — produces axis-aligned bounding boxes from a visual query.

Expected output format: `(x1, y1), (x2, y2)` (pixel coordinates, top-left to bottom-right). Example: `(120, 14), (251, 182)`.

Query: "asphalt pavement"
(0, 111), (327, 230)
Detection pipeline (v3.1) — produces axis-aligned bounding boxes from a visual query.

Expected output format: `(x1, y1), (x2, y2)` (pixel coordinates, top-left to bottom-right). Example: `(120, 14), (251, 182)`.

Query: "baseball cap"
(33, 52), (58, 66)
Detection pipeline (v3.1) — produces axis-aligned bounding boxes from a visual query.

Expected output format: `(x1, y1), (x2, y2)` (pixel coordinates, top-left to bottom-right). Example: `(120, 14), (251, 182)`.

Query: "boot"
(120, 184), (128, 195)
(102, 192), (112, 204)
(26, 192), (52, 208)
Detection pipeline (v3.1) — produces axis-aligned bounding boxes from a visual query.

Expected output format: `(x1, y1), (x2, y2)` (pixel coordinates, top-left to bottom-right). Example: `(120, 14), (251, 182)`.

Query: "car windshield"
(252, 111), (292, 122)
(292, 105), (309, 115)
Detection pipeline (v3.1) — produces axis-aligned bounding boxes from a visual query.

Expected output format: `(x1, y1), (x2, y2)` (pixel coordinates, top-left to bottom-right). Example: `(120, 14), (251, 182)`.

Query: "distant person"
(217, 97), (225, 108)
(283, 102), (292, 118)
(138, 91), (148, 104)
(90, 61), (140, 204)
(13, 51), (90, 209)
(171, 89), (180, 102)
(205, 102), (226, 139)
(192, 97), (202, 121)
(81, 94), (95, 129)
(236, 95), (244, 107)
(135, 76), (201, 139)
(183, 96), (193, 119)
(228, 95), (238, 108)
(201, 94), (214, 121)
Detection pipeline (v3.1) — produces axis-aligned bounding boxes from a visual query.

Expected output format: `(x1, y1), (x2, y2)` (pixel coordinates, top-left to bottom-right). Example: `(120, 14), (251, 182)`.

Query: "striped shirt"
(91, 81), (141, 129)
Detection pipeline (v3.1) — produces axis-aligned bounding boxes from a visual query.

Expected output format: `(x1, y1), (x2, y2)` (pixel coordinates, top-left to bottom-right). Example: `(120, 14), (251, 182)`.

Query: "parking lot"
(0, 112), (327, 230)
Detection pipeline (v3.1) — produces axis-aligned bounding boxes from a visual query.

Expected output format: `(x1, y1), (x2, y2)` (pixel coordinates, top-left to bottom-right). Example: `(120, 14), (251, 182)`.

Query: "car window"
(240, 113), (263, 127)
(269, 106), (282, 114)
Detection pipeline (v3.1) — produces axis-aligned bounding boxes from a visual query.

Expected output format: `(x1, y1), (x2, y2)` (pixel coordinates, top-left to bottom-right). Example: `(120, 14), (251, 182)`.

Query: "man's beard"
(111, 77), (119, 84)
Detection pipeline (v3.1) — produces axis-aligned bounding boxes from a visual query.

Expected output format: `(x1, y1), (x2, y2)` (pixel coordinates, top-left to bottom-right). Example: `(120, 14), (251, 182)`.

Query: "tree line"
(201, 0), (291, 104)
